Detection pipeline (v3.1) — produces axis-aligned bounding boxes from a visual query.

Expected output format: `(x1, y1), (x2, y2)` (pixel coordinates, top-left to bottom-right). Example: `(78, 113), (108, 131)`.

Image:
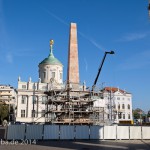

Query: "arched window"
(128, 104), (130, 109)
(128, 114), (130, 119)
(118, 104), (120, 110)
(123, 114), (125, 119)
(122, 104), (125, 109)
(113, 104), (116, 109)
(43, 72), (46, 79)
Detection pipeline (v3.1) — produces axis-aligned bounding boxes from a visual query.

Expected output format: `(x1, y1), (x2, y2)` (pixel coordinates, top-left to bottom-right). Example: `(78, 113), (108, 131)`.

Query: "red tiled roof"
(102, 87), (130, 94)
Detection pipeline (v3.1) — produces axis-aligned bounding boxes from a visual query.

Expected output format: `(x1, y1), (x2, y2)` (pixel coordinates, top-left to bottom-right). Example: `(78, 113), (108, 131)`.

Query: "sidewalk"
(0, 140), (150, 150)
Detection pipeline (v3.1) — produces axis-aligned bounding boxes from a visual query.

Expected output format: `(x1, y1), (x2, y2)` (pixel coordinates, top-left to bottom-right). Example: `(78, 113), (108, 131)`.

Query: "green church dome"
(39, 53), (63, 66)
(39, 40), (63, 66)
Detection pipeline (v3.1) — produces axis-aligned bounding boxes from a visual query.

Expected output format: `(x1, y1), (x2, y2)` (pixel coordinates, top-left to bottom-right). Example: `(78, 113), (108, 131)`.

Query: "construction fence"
(6, 125), (150, 140)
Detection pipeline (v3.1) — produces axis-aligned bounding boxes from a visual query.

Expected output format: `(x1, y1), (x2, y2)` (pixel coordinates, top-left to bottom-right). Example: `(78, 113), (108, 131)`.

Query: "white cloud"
(117, 32), (149, 42)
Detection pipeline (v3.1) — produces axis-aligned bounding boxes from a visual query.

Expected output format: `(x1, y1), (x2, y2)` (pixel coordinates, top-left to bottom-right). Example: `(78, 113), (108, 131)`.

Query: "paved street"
(0, 140), (150, 150)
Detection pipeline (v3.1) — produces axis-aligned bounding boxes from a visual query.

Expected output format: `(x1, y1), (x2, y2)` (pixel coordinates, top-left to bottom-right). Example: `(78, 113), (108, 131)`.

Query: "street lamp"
(148, 0), (150, 18)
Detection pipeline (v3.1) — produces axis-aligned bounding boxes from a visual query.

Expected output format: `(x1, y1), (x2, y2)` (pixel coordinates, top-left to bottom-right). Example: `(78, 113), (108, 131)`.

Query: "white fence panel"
(117, 126), (129, 139)
(43, 125), (59, 139)
(75, 125), (89, 139)
(104, 126), (116, 139)
(26, 125), (43, 140)
(130, 126), (141, 139)
(60, 125), (75, 139)
(90, 126), (103, 139)
(7, 125), (25, 140)
(142, 126), (150, 139)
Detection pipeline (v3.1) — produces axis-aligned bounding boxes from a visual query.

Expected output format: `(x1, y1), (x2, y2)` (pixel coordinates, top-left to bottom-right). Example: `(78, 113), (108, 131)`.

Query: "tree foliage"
(133, 108), (144, 119)
(0, 104), (9, 123)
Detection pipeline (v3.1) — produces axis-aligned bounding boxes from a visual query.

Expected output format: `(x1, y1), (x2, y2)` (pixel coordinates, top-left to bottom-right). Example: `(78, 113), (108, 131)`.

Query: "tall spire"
(67, 23), (79, 90)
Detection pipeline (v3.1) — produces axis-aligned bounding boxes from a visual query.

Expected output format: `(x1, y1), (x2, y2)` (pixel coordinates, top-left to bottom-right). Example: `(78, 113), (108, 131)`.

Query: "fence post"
(116, 125), (117, 140)
(141, 126), (143, 140)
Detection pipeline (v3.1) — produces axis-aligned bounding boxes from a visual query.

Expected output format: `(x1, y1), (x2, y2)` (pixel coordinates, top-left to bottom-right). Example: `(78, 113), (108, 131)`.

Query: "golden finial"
(50, 39), (54, 46)
(50, 39), (54, 54)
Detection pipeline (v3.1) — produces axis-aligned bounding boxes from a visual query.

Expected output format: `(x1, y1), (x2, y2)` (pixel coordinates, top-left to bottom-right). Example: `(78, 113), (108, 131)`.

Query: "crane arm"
(92, 51), (114, 91)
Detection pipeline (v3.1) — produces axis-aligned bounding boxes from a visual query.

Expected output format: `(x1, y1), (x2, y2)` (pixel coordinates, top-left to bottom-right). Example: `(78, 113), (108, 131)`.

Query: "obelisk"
(67, 23), (79, 90)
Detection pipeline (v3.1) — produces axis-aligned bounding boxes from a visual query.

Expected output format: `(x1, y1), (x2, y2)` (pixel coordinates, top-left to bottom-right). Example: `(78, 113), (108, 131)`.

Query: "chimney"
(67, 23), (79, 90)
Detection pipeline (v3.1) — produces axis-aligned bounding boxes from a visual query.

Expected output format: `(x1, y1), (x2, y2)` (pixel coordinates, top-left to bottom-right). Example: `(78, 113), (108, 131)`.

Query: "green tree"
(133, 108), (143, 119)
(0, 104), (9, 124)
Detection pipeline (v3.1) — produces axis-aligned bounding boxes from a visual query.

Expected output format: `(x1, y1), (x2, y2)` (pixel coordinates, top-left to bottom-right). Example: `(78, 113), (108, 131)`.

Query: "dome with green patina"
(39, 52), (63, 66)
(39, 40), (63, 66)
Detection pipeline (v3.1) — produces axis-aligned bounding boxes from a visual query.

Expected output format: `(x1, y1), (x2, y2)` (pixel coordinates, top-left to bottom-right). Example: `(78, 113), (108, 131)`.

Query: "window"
(52, 72), (55, 78)
(43, 72), (46, 79)
(32, 85), (36, 90)
(128, 104), (130, 109)
(31, 110), (35, 117)
(118, 113), (122, 119)
(118, 104), (120, 110)
(60, 73), (62, 79)
(107, 114), (109, 119)
(122, 104), (125, 109)
(113, 104), (116, 109)
(117, 97), (120, 100)
(21, 110), (25, 117)
(123, 114), (125, 119)
(21, 96), (26, 104)
(128, 114), (130, 119)
(41, 110), (45, 117)
(128, 98), (130, 101)
(42, 96), (47, 104)
(22, 85), (26, 89)
(107, 105), (110, 109)
(32, 96), (37, 104)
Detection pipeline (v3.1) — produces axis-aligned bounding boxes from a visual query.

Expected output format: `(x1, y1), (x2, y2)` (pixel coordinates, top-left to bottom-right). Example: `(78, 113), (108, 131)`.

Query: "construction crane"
(148, 0), (150, 18)
(92, 51), (115, 91)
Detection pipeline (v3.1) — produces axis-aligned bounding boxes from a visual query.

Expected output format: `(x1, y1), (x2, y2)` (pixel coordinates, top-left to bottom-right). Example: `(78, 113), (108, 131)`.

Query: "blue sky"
(0, 0), (150, 111)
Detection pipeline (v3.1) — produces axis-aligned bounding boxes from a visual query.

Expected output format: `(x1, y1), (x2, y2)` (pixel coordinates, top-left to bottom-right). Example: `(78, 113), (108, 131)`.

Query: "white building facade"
(0, 85), (17, 122)
(16, 40), (64, 123)
(94, 87), (133, 124)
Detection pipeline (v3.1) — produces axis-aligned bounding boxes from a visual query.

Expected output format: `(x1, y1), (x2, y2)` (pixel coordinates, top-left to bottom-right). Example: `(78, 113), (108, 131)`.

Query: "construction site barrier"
(117, 126), (129, 139)
(43, 125), (59, 139)
(26, 124), (43, 140)
(142, 126), (150, 139)
(130, 126), (142, 139)
(75, 125), (89, 139)
(60, 125), (74, 139)
(6, 125), (150, 140)
(7, 124), (25, 140)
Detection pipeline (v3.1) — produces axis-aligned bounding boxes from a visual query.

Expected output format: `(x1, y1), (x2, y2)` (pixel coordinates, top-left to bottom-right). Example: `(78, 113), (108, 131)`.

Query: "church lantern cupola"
(38, 40), (63, 84)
